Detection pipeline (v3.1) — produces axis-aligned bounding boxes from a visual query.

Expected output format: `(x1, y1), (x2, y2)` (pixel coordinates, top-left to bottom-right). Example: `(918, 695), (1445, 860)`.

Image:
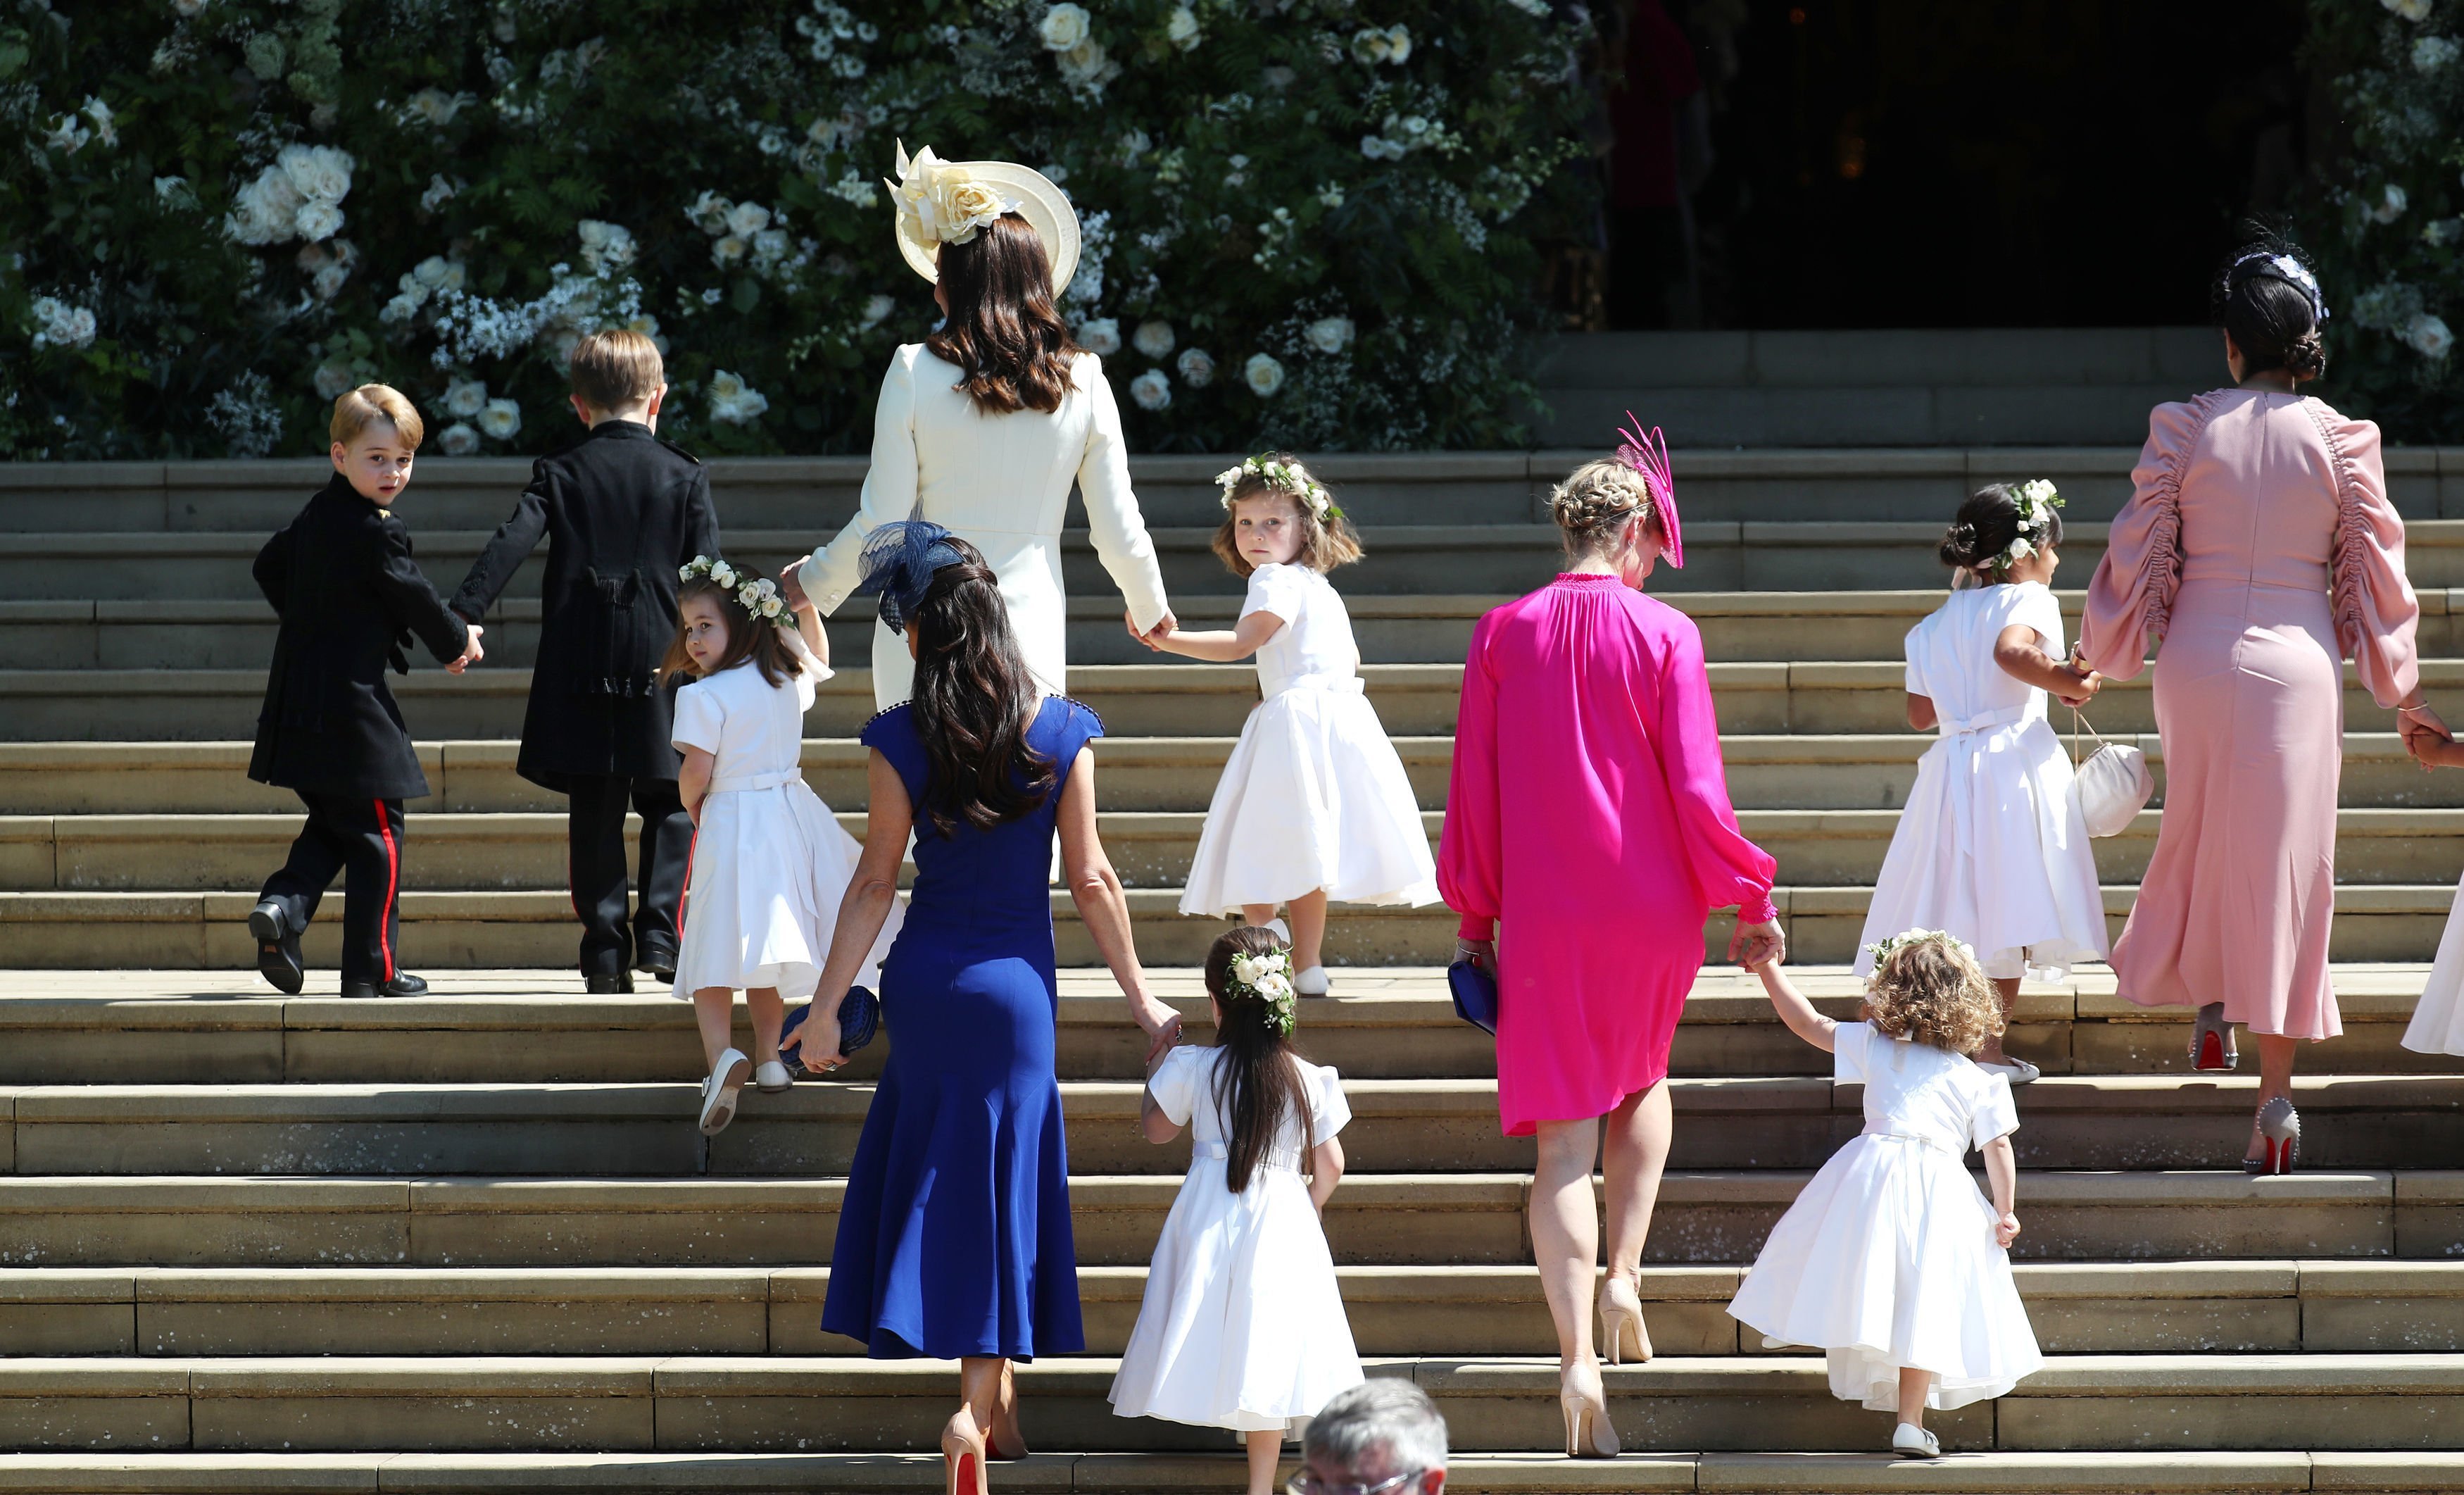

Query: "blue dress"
(820, 696), (1102, 1360)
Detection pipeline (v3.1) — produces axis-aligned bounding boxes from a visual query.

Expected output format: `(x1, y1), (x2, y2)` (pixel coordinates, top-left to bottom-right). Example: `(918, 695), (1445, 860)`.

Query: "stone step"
(8, 882), (2463, 968)
(0, 1351), (2453, 1453)
(11, 731), (2461, 817)
(15, 803), (2464, 896)
(0, 1450), (2453, 1495)
(0, 1259), (2452, 1360)
(1, 966), (2451, 1083)
(0, 1169), (2447, 1268)
(0, 1075), (2452, 1177)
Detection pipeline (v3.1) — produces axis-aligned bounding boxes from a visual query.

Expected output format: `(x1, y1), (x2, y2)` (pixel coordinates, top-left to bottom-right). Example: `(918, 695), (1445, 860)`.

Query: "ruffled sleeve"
(670, 680), (722, 756)
(1437, 609), (1507, 943)
(2078, 396), (2213, 680)
(2303, 403), (2421, 709)
(1653, 613), (1781, 925)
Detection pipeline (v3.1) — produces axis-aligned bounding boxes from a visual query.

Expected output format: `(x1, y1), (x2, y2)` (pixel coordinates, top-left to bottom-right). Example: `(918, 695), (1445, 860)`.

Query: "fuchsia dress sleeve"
(1438, 574), (1776, 1136)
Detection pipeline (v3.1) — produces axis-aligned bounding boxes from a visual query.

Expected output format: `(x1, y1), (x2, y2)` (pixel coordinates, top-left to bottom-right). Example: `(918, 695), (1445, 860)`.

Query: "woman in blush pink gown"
(1440, 444), (1780, 1458)
(2078, 239), (2435, 1172)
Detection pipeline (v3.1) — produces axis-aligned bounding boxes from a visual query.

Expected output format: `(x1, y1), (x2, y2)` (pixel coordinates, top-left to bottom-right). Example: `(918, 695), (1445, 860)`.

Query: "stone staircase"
(1, 327), (2463, 1489)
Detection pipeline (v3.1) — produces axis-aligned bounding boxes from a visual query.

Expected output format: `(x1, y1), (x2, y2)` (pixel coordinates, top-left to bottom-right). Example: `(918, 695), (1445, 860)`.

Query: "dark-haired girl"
(1853, 482), (2106, 1084)
(1108, 925), (1362, 1495)
(785, 146), (1174, 709)
(2079, 233), (2432, 1172)
(803, 523), (1180, 1495)
(663, 558), (895, 1137)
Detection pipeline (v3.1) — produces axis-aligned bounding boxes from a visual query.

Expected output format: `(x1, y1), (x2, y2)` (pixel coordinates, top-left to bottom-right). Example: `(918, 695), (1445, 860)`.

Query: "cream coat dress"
(798, 344), (1174, 708)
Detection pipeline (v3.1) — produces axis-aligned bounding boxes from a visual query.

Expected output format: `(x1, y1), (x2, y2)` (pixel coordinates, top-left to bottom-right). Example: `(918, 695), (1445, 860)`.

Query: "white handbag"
(2070, 710), (2154, 838)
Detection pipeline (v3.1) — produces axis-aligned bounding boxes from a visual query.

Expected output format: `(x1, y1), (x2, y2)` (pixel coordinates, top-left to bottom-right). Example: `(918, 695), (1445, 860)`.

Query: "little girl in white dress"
(1855, 480), (2107, 1082)
(2399, 729), (2464, 1055)
(665, 558), (896, 1137)
(1731, 930), (2043, 1458)
(1110, 925), (1364, 1495)
(1154, 455), (1438, 994)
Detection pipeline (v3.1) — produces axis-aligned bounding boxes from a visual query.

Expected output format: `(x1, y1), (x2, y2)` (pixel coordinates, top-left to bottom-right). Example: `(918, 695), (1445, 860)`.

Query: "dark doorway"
(1598, 0), (2309, 330)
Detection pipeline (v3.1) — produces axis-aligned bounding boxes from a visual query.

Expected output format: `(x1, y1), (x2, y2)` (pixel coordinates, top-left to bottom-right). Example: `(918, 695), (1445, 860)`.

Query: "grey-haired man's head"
(1298, 1380), (1448, 1494)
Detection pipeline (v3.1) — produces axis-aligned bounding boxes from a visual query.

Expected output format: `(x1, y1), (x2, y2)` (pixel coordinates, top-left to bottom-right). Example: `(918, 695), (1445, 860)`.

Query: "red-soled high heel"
(943, 1407), (990, 1495)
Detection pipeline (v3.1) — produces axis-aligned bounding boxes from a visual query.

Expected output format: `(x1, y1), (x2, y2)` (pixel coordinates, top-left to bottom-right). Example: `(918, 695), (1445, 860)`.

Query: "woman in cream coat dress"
(788, 148), (1172, 706)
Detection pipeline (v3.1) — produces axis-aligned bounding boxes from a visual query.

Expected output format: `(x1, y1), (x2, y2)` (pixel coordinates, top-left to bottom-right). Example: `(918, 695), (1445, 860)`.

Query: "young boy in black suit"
(448, 330), (719, 993)
(249, 385), (482, 998)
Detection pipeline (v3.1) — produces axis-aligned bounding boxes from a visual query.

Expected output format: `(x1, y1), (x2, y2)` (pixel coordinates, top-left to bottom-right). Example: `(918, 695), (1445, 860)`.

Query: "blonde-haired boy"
(450, 332), (720, 992)
(247, 385), (481, 998)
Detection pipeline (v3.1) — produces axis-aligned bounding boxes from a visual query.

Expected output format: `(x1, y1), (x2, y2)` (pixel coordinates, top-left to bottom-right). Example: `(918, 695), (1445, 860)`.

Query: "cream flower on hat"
(884, 141), (1082, 294)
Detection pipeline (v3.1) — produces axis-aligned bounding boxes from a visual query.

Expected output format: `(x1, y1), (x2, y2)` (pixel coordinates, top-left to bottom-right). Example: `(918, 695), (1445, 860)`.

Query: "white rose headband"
(679, 555), (794, 631)
(1861, 927), (1978, 989)
(1222, 946), (1298, 1036)
(1217, 454), (1344, 523)
(1989, 479), (2064, 573)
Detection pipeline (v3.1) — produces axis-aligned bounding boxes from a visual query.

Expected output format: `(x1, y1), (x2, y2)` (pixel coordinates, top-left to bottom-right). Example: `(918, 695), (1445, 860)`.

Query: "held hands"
(1994, 1211), (2023, 1249)
(777, 558), (812, 613)
(446, 623), (486, 675)
(2052, 661), (2101, 709)
(1130, 991), (1183, 1065)
(2401, 700), (2455, 770)
(1125, 609), (1178, 651)
(1728, 919), (1785, 970)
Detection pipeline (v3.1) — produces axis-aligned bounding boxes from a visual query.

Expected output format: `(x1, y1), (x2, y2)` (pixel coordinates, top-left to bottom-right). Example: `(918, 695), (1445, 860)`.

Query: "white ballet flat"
(754, 1060), (793, 1094)
(699, 1048), (750, 1137)
(1975, 1057), (2041, 1085)
(1891, 1424), (1940, 1459)
(1295, 965), (1331, 997)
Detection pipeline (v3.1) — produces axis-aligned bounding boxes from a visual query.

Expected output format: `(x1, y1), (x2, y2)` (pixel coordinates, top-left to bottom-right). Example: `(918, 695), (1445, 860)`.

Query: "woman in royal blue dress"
(796, 520), (1181, 1495)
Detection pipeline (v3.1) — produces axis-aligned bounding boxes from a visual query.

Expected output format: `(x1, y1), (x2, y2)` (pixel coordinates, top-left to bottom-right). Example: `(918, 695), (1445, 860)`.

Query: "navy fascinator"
(855, 520), (969, 634)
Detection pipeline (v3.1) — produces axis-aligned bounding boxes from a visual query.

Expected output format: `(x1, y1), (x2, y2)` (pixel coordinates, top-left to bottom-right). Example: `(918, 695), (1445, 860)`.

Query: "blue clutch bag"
(781, 985), (879, 1077)
(1447, 956), (1499, 1037)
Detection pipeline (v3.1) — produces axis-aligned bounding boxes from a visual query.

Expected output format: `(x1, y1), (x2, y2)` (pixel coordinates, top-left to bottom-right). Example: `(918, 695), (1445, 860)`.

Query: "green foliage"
(2, 0), (1588, 458)
(2299, 0), (2464, 439)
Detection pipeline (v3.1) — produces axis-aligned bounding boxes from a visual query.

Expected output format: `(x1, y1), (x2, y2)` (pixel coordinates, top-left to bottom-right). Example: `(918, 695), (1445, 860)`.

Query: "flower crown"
(1990, 480), (2065, 572)
(679, 555), (793, 628)
(1217, 455), (1343, 523)
(1862, 927), (1978, 985)
(1222, 946), (1298, 1037)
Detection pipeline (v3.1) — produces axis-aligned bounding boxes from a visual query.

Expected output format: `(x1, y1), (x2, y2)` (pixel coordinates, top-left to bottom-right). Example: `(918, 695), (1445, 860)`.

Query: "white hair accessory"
(679, 555), (795, 630)
(2229, 249), (2330, 324)
(1986, 478), (2064, 572)
(1862, 927), (1978, 984)
(1216, 454), (1343, 522)
(885, 141), (1082, 295)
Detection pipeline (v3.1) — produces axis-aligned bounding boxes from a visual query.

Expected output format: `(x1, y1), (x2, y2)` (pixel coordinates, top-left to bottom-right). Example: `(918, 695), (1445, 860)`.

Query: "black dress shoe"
(249, 901), (304, 995)
(339, 972), (429, 999)
(634, 948), (678, 982)
(585, 972), (634, 994)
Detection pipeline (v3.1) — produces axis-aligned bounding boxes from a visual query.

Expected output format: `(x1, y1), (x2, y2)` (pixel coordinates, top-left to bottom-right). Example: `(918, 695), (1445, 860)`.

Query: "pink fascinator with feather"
(1613, 413), (1682, 568)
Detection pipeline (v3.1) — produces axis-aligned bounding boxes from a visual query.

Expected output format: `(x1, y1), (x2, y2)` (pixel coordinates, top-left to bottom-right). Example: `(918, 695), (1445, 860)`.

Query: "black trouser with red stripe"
(566, 774), (691, 978)
(258, 792), (406, 984)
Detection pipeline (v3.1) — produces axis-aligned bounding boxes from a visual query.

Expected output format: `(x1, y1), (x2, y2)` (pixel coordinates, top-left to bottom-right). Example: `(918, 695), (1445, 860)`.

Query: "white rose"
(439, 260), (467, 292)
(1128, 368), (1172, 411)
(225, 168), (302, 245)
(1077, 317), (1121, 356)
(1255, 972), (1293, 1001)
(380, 291), (423, 324)
(2387, 0), (2434, 20)
(1229, 953), (1265, 986)
(1178, 347), (1215, 387)
(2001, 538), (2030, 565)
(1305, 316), (1356, 354)
(279, 143), (353, 205)
(2376, 183), (2410, 223)
(1166, 5), (1201, 51)
(1243, 352), (1285, 397)
(577, 219), (635, 273)
(726, 201), (772, 238)
(293, 199), (344, 242)
(444, 378), (488, 418)
(314, 361), (355, 400)
(437, 423), (481, 456)
(760, 596), (784, 618)
(628, 313), (662, 339)
(709, 370), (770, 424)
(1384, 24), (1412, 63)
(57, 306), (97, 349)
(83, 96), (116, 149)
(478, 398), (522, 440)
(153, 175), (194, 207)
(1039, 2), (1091, 51)
(712, 235), (748, 266)
(312, 261), (351, 300)
(1133, 320), (1175, 358)
(2406, 312), (2455, 359)
(413, 256), (453, 289)
(711, 561), (738, 588)
(751, 227), (791, 264)
(1058, 37), (1110, 85)
(936, 175), (1010, 242)
(862, 293), (896, 328)
(1352, 27), (1390, 64)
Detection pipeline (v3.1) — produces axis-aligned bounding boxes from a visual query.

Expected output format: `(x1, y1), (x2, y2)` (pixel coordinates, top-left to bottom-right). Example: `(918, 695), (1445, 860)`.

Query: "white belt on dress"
(706, 769), (801, 794)
(1266, 673), (1366, 699)
(1861, 1129), (1963, 1158)
(1193, 1138), (1306, 1172)
(1937, 704), (2029, 737)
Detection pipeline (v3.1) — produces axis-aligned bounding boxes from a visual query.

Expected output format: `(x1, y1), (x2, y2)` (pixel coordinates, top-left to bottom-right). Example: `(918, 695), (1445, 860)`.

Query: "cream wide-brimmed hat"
(885, 141), (1081, 297)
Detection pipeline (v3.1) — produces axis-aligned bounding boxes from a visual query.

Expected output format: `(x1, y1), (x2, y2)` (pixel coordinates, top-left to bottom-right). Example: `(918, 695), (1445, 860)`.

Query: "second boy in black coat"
(448, 330), (719, 992)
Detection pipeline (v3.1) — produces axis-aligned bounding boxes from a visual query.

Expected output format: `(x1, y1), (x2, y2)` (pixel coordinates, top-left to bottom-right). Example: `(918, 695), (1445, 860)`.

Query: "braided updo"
(1548, 458), (1654, 559)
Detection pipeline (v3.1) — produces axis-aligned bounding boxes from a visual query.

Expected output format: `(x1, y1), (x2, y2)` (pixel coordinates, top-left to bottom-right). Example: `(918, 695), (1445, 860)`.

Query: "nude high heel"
(2189, 1002), (2238, 1072)
(942, 1407), (990, 1495)
(987, 1362), (1028, 1460)
(1599, 1276), (1652, 1365)
(1559, 1357), (1620, 1459)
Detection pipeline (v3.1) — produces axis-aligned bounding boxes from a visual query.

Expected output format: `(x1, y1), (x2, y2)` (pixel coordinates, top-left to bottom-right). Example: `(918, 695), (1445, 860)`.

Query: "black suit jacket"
(249, 477), (471, 799)
(449, 420), (720, 791)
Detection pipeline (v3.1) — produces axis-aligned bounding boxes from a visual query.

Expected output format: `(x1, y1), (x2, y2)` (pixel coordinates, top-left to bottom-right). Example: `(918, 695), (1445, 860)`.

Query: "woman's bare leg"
(1601, 1080), (1672, 1292)
(1243, 1430), (1283, 1495)
(1976, 977), (2021, 1067)
(1530, 1116), (1603, 1368)
(957, 1355), (1005, 1434)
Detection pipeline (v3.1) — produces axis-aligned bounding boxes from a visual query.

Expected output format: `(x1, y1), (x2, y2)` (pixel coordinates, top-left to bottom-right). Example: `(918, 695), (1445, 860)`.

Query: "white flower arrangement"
(1076, 317), (1121, 356)
(1984, 478), (2064, 573)
(1224, 949), (1299, 1035)
(1177, 347), (1216, 387)
(577, 220), (636, 275)
(886, 142), (1015, 248)
(1352, 25), (1413, 65)
(679, 556), (796, 630)
(27, 296), (98, 351)
(1128, 368), (1171, 411)
(1305, 316), (1356, 354)
(437, 423), (481, 456)
(1216, 454), (1340, 521)
(1862, 927), (1977, 975)
(1132, 319), (1175, 358)
(708, 370), (770, 425)
(224, 145), (356, 248)
(1243, 351), (1286, 397)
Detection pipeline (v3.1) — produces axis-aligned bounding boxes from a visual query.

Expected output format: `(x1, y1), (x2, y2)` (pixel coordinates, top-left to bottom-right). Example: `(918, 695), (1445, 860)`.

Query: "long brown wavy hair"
(908, 535), (1055, 836)
(1202, 925), (1317, 1195)
(926, 213), (1082, 415)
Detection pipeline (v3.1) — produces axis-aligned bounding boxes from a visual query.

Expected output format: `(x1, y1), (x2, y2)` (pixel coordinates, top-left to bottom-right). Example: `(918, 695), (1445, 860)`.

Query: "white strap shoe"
(1891, 1423), (1940, 1459)
(754, 1060), (793, 1094)
(1295, 965), (1331, 997)
(699, 1048), (750, 1137)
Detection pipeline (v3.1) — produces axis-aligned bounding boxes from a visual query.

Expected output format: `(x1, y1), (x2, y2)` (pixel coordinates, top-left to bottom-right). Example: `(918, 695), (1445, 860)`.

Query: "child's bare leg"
(1243, 1430), (1283, 1495)
(691, 988), (738, 1070)
(1897, 1365), (1932, 1428)
(1240, 903), (1280, 931)
(1976, 977), (2021, 1066)
(745, 987), (784, 1065)
(1286, 889), (1328, 973)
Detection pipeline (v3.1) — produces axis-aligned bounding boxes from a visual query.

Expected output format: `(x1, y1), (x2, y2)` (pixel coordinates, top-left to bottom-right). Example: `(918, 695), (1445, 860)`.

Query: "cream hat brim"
(892, 161), (1081, 300)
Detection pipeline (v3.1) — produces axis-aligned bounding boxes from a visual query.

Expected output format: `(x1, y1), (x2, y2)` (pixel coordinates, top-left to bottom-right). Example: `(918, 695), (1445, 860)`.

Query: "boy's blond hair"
(330, 384), (424, 449)
(569, 329), (665, 411)
(1863, 936), (2006, 1057)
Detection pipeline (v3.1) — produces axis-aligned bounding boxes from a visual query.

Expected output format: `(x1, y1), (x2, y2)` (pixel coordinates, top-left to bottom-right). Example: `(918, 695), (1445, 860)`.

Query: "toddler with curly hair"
(1726, 932), (2043, 1458)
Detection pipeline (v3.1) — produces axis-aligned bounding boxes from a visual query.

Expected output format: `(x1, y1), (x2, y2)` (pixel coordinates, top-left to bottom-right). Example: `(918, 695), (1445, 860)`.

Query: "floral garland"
(1224, 946), (1299, 1036)
(679, 555), (793, 629)
(1217, 454), (1344, 522)
(1992, 479), (2065, 572)
(1862, 927), (1978, 983)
